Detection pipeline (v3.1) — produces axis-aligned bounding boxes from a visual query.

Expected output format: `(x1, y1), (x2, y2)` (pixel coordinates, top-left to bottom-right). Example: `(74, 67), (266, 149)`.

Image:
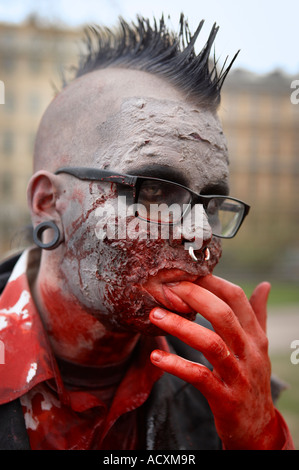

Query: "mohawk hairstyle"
(72, 14), (239, 110)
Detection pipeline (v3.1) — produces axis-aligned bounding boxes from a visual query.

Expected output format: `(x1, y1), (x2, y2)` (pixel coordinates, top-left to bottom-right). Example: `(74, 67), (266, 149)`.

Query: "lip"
(141, 269), (199, 315)
(161, 284), (192, 313)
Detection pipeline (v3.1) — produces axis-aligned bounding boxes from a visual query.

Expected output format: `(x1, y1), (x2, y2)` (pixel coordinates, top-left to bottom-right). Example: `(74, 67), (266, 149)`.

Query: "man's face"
(38, 69), (229, 335)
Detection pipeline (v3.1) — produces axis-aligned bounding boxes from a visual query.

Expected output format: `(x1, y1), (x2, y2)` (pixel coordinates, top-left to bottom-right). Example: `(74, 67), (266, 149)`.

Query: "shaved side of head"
(33, 68), (188, 172)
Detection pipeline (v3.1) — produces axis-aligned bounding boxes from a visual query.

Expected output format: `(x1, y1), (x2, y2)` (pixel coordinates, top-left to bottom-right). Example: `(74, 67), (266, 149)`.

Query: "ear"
(27, 171), (62, 227)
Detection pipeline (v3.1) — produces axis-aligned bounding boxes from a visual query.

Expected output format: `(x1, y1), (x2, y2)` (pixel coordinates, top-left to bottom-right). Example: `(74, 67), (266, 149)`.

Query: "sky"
(0, 0), (298, 75)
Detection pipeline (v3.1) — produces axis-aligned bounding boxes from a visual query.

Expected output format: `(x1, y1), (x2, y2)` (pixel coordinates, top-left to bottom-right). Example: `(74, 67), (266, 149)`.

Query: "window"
(4, 91), (15, 112)
(28, 93), (40, 113)
(2, 131), (14, 155)
(29, 57), (42, 74)
(1, 172), (13, 199)
(1, 56), (15, 73)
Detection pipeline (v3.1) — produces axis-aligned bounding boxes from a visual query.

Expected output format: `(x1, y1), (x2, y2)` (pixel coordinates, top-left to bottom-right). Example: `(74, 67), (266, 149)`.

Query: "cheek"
(58, 189), (118, 298)
(60, 192), (223, 334)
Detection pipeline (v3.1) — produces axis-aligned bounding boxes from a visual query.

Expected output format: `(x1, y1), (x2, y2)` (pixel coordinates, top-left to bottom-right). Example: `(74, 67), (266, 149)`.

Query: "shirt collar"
(0, 249), (55, 404)
(0, 248), (169, 415)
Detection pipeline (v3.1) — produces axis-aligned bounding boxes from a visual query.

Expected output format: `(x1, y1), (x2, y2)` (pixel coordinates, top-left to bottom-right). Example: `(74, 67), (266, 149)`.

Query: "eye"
(139, 181), (164, 201)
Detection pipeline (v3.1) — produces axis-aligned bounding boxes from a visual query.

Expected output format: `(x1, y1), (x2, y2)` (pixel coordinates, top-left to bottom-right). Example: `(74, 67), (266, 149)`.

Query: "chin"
(98, 304), (198, 337)
(122, 319), (168, 337)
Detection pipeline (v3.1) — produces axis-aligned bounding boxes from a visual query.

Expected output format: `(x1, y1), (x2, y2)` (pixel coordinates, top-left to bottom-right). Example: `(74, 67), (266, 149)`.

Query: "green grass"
(236, 281), (299, 306)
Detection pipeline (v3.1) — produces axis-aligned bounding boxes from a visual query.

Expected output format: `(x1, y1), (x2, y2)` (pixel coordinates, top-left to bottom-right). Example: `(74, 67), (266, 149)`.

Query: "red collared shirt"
(0, 249), (168, 450)
(0, 249), (295, 450)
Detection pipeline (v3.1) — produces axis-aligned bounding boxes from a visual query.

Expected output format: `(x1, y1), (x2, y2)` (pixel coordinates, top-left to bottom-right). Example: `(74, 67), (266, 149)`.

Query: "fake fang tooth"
(189, 246), (210, 262)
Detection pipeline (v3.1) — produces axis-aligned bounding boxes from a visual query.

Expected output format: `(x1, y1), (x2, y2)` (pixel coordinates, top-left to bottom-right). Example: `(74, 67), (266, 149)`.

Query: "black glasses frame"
(55, 166), (250, 238)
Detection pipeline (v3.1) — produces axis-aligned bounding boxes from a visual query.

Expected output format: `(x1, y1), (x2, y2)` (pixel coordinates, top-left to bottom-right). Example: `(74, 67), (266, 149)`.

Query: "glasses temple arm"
(55, 167), (137, 186)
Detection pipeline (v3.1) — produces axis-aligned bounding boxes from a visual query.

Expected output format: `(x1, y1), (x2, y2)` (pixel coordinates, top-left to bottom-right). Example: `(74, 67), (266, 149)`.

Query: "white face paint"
(94, 96), (229, 194)
(37, 69), (229, 335)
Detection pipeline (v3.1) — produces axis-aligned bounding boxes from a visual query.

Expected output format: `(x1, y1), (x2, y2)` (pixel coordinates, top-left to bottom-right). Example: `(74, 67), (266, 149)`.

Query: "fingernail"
(152, 308), (167, 320)
(151, 351), (162, 362)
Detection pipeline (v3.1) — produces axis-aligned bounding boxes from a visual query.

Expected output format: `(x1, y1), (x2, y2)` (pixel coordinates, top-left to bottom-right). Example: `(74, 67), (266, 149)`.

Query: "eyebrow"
(200, 182), (230, 196)
(126, 165), (189, 187)
(127, 165), (229, 196)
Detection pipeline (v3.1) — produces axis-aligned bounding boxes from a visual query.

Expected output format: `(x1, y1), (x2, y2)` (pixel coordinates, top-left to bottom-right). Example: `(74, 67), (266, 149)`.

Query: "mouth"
(141, 268), (200, 317)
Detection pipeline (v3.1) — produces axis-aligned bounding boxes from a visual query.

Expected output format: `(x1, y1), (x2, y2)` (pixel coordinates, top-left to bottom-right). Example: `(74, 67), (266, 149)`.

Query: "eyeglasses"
(55, 167), (250, 239)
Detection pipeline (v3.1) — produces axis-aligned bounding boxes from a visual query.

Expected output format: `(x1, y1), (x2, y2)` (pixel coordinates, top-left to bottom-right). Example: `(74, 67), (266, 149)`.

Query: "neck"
(31, 269), (140, 368)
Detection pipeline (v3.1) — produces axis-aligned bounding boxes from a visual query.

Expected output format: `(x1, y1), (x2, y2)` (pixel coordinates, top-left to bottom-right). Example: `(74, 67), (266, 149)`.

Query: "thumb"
(249, 282), (271, 333)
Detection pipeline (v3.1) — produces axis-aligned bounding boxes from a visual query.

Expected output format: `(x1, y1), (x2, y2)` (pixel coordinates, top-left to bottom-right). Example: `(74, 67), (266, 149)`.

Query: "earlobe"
(33, 220), (63, 250)
(27, 171), (65, 249)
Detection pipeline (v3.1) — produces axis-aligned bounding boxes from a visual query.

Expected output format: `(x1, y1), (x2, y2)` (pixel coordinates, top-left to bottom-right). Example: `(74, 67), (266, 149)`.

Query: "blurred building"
(0, 17), (298, 280)
(0, 16), (81, 257)
(219, 70), (299, 279)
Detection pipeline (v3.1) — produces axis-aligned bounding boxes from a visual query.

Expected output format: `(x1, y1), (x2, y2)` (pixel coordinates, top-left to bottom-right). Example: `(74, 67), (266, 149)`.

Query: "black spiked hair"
(72, 14), (239, 110)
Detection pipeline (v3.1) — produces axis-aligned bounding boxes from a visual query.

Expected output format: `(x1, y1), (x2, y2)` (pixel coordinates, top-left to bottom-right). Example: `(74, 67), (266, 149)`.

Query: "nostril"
(187, 245), (211, 262)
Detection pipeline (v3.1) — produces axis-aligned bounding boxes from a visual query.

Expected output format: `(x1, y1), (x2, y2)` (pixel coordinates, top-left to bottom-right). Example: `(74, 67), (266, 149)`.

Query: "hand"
(149, 274), (285, 450)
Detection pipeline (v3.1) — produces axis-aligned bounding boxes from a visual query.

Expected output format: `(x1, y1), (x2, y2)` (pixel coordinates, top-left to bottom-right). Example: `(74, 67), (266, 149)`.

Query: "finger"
(150, 349), (223, 398)
(196, 275), (262, 333)
(249, 282), (271, 333)
(149, 308), (240, 381)
(164, 281), (247, 356)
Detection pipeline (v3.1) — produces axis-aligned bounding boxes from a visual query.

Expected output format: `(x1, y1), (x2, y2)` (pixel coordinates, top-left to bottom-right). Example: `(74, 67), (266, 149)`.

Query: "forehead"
(36, 68), (229, 191)
(93, 93), (229, 193)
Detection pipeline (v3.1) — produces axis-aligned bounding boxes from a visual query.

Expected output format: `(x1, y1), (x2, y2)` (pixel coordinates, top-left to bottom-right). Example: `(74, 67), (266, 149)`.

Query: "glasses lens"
(206, 197), (245, 237)
(137, 180), (191, 224)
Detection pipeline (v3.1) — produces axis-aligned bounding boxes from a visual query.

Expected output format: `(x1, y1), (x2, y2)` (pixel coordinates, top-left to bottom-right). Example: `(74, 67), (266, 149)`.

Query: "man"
(0, 15), (294, 450)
